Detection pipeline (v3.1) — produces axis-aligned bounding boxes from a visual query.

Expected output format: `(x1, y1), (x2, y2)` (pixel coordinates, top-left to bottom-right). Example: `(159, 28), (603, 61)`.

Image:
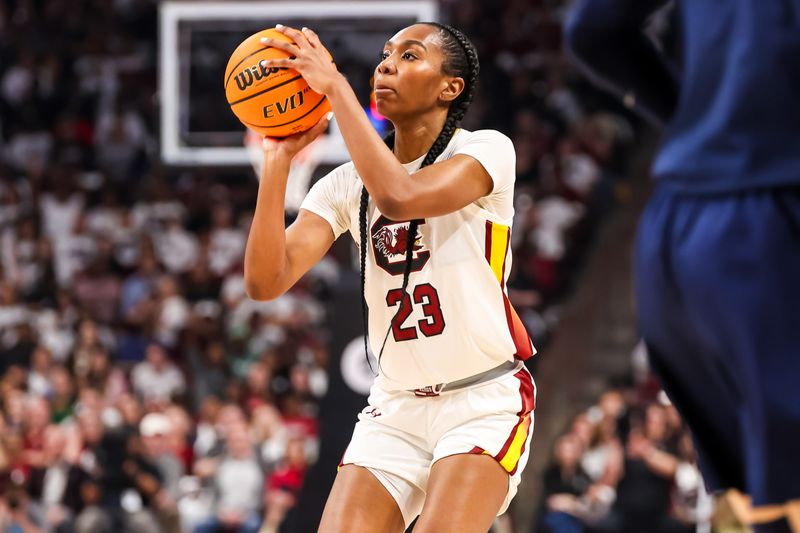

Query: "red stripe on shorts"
(494, 368), (536, 470)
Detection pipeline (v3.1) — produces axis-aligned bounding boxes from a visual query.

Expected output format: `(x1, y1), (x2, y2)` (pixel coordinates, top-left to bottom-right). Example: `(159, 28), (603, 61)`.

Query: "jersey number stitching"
(385, 283), (446, 342)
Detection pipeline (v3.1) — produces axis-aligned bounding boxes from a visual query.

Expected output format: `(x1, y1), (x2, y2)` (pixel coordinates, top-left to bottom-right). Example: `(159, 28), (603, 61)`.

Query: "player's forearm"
(244, 153), (292, 300)
(564, 0), (679, 125)
(327, 76), (413, 219)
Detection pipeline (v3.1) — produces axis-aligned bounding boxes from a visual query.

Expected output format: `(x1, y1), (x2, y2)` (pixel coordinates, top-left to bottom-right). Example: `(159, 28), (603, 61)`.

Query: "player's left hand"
(259, 25), (343, 96)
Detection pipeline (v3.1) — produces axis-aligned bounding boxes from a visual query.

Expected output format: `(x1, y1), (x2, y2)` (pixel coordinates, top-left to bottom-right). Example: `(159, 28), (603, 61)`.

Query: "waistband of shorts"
(408, 360), (520, 397)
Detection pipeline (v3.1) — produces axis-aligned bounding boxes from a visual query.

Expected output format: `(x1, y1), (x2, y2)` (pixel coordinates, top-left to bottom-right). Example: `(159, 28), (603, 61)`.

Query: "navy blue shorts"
(635, 183), (800, 505)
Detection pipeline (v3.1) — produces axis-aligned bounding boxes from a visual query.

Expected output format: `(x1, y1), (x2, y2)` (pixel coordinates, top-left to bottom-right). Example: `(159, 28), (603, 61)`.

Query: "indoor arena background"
(0, 1), (709, 532)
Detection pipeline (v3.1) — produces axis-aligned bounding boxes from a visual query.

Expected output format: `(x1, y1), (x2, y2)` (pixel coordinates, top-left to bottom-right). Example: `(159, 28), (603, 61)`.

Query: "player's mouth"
(374, 83), (396, 97)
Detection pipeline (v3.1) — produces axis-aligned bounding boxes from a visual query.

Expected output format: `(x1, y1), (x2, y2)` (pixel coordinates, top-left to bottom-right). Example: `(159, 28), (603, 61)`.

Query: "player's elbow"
(244, 280), (275, 301)
(243, 271), (284, 301)
(373, 193), (413, 222)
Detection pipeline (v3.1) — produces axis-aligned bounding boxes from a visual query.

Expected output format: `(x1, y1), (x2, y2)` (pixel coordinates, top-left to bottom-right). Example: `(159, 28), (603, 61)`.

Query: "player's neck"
(391, 111), (449, 164)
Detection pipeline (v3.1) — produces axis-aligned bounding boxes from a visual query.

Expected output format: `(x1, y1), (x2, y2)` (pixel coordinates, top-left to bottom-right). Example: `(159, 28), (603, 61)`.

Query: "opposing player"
(243, 22), (536, 533)
(565, 1), (800, 531)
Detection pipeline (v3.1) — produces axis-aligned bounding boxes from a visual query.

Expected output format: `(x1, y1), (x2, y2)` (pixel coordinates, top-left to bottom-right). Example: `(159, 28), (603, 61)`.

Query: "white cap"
(139, 413), (171, 437)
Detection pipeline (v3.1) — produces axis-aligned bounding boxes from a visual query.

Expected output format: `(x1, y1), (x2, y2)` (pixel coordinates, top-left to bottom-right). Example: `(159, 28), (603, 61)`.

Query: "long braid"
(359, 24), (480, 367)
(358, 186), (371, 370)
(359, 131), (395, 369)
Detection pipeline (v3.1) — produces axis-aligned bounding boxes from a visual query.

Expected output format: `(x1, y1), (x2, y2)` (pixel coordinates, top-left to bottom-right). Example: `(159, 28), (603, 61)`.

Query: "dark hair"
(358, 23), (480, 367)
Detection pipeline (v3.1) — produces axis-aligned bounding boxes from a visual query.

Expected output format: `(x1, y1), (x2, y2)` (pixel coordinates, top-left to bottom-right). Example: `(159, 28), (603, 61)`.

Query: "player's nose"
(376, 57), (396, 75)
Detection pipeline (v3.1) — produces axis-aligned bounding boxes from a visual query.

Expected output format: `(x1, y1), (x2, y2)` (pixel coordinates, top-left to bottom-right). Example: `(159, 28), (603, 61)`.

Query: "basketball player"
(565, 1), (800, 532)
(244, 22), (536, 533)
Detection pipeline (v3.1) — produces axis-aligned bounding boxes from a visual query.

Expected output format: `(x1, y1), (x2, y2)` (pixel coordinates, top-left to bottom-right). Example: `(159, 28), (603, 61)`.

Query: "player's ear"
(439, 76), (464, 104)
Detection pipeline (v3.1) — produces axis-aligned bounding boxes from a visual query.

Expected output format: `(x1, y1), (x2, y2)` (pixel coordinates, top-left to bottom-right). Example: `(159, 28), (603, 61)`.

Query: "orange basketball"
(224, 28), (332, 138)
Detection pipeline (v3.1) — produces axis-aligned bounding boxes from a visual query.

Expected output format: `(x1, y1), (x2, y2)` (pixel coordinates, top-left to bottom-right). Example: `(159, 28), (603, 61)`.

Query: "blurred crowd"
(537, 357), (713, 533)
(0, 0), (638, 531)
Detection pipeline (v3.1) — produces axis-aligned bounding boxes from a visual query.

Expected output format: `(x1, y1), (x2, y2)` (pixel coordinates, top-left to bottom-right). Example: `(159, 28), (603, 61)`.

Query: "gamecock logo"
(370, 215), (430, 276)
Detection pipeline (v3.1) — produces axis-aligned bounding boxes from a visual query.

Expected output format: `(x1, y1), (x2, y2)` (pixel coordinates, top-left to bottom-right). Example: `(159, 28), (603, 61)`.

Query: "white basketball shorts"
(339, 361), (536, 528)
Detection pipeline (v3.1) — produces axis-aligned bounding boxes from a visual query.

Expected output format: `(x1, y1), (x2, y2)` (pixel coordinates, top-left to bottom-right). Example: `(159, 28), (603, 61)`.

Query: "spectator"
(188, 341), (230, 411)
(72, 236), (123, 323)
(35, 290), (78, 364)
(154, 215), (198, 275)
(1, 323), (36, 376)
(116, 393), (144, 431)
(261, 435), (308, 533)
(250, 404), (288, 470)
(241, 360), (274, 413)
(195, 423), (263, 533)
(152, 276), (190, 349)
(70, 319), (111, 381)
(27, 346), (54, 398)
(38, 176), (83, 245)
(21, 396), (51, 470)
(540, 434), (592, 533)
(49, 366), (76, 424)
(208, 204), (246, 277)
(195, 403), (247, 463)
(27, 424), (87, 532)
(80, 347), (128, 403)
(0, 486), (43, 532)
(94, 102), (148, 181)
(163, 404), (195, 474)
(139, 412), (183, 532)
(131, 343), (186, 405)
(183, 259), (221, 303)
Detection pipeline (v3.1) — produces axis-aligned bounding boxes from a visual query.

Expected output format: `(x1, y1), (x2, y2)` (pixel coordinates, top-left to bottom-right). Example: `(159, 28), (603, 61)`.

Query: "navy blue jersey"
(565, 0), (800, 193)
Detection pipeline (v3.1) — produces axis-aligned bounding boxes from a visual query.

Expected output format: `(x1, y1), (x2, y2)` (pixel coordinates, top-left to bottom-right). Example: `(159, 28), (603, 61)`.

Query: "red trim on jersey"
(484, 220), (493, 264)
(469, 445), (486, 455)
(503, 293), (535, 360)
(485, 221), (535, 361)
(500, 225), (510, 289)
(495, 368), (536, 473)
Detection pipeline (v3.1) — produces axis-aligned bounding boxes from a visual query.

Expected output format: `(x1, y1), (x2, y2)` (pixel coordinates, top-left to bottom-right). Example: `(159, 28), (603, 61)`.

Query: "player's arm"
(563, 0), (679, 125)
(244, 118), (334, 301)
(260, 26), (493, 221)
(325, 79), (494, 220)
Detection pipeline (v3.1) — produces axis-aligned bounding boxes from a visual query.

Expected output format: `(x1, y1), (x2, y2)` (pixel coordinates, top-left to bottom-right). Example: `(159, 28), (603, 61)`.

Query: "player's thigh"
(318, 464), (405, 533)
(634, 189), (746, 491)
(413, 454), (508, 533)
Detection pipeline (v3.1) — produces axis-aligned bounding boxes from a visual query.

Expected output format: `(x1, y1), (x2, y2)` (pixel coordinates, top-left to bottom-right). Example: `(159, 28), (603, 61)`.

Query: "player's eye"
(402, 52), (417, 60)
(379, 51), (390, 61)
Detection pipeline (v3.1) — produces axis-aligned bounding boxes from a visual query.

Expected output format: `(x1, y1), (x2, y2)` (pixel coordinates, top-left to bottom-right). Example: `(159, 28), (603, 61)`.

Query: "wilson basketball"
(224, 28), (332, 138)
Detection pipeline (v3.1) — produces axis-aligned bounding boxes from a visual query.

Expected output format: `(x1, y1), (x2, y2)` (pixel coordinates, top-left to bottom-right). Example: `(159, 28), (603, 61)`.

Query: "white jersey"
(301, 128), (536, 391)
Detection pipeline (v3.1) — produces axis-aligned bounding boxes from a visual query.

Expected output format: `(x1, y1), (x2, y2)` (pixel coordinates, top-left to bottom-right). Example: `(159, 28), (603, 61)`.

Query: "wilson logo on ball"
(234, 64), (289, 91)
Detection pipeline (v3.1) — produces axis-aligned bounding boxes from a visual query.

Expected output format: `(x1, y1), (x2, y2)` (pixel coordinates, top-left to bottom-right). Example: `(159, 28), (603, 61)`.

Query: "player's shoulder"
(455, 128), (512, 143)
(329, 160), (357, 178)
(307, 160), (363, 206)
(451, 128), (515, 152)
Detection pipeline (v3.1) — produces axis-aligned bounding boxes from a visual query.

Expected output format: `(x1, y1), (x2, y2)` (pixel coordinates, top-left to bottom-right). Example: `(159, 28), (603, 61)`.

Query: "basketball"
(224, 28), (332, 138)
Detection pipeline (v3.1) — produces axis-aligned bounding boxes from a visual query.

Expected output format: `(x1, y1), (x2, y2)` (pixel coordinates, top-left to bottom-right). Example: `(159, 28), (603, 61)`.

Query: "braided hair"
(358, 23), (480, 367)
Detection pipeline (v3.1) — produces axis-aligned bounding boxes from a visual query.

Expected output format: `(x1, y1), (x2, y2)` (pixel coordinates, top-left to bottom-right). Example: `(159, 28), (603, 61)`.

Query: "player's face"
(373, 24), (458, 121)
